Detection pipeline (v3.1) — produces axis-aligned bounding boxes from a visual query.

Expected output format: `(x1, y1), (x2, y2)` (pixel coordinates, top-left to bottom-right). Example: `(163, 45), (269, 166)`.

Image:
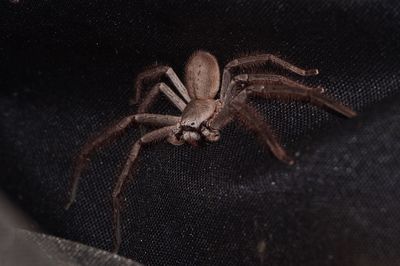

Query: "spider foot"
(281, 155), (295, 166)
(305, 68), (319, 76)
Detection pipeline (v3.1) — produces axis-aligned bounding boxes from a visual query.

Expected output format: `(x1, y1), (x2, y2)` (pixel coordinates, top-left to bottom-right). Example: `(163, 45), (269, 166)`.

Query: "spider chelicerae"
(65, 51), (357, 252)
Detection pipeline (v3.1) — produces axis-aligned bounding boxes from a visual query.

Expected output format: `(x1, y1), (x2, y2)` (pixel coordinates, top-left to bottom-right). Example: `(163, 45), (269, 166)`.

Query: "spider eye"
(190, 122), (195, 126)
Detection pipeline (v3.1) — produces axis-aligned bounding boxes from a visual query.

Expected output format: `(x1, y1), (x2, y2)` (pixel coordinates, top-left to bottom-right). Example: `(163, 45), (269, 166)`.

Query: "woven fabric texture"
(1, 1), (400, 265)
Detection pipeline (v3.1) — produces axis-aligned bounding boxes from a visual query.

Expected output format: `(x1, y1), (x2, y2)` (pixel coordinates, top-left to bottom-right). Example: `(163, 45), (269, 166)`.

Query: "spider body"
(175, 52), (222, 145)
(65, 50), (357, 253)
(177, 98), (220, 146)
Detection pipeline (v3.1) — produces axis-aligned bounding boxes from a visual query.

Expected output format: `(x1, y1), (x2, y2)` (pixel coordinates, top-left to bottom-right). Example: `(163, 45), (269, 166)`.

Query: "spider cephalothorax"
(65, 51), (357, 252)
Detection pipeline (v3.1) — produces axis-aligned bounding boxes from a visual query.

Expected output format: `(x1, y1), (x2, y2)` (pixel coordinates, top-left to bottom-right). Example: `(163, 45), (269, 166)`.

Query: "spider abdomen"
(185, 51), (220, 100)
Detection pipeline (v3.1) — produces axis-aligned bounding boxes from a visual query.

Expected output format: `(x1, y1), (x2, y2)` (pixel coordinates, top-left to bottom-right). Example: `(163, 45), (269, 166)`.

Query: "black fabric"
(1, 1), (400, 265)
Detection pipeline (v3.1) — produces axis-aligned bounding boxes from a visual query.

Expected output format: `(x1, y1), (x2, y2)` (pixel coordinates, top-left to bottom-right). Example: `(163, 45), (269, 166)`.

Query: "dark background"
(1, 0), (400, 265)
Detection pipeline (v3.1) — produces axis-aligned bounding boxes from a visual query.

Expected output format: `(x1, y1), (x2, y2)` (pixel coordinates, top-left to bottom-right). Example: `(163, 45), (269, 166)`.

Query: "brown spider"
(65, 51), (357, 252)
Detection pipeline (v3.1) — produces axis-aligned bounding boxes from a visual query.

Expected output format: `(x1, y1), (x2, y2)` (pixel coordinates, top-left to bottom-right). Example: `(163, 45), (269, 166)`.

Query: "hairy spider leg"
(209, 73), (325, 131)
(65, 114), (180, 210)
(220, 54), (319, 101)
(209, 75), (356, 163)
(208, 105), (235, 131)
(239, 74), (357, 118)
(230, 94), (294, 165)
(137, 82), (187, 113)
(233, 74), (325, 93)
(135, 82), (185, 136)
(133, 66), (191, 105)
(111, 125), (176, 253)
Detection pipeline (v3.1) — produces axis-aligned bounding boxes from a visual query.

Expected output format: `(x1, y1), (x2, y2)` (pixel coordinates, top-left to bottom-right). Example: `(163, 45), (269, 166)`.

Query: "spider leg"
(137, 82), (187, 113)
(111, 125), (176, 253)
(208, 89), (293, 164)
(208, 105), (235, 131)
(236, 74), (357, 118)
(133, 65), (191, 104)
(136, 82), (186, 137)
(233, 74), (325, 93)
(221, 54), (319, 100)
(217, 73), (326, 123)
(65, 114), (180, 210)
(231, 93), (294, 164)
